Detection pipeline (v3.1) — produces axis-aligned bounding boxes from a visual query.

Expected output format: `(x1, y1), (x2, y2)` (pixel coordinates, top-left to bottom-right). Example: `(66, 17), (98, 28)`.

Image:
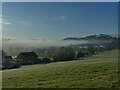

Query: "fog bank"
(2, 39), (88, 49)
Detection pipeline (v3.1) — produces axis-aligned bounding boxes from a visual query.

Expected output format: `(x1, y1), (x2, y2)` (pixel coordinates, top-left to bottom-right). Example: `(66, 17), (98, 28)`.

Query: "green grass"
(2, 50), (118, 88)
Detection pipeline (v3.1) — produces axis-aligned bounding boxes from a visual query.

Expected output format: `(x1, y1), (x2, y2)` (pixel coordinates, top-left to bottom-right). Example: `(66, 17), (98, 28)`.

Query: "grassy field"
(2, 50), (118, 88)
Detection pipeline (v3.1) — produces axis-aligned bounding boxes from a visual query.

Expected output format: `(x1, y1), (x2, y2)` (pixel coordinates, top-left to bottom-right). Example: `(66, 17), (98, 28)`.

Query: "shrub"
(42, 58), (51, 63)
(77, 51), (86, 58)
(2, 59), (21, 69)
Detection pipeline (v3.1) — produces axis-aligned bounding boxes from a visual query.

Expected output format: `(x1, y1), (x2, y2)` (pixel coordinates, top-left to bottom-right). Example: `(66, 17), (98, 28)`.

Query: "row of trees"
(53, 47), (75, 61)
(52, 41), (118, 61)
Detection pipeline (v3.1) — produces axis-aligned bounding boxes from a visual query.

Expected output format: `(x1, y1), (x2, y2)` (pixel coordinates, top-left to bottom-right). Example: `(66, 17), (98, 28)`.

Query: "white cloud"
(53, 16), (66, 21)
(0, 18), (12, 26)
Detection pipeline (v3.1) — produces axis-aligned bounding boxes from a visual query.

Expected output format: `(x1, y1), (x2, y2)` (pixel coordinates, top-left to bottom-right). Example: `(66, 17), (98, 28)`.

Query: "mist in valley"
(1, 36), (116, 56)
(2, 39), (88, 56)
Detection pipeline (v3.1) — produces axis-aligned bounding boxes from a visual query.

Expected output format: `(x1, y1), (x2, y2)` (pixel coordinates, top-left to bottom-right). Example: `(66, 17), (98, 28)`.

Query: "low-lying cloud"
(2, 39), (88, 49)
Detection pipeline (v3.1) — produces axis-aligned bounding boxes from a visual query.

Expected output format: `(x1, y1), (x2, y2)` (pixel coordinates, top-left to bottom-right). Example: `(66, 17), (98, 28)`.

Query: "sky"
(2, 2), (118, 40)
(1, 0), (119, 2)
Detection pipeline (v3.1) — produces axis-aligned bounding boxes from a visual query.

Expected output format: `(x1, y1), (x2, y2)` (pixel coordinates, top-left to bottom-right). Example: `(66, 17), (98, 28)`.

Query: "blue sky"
(2, 2), (118, 40)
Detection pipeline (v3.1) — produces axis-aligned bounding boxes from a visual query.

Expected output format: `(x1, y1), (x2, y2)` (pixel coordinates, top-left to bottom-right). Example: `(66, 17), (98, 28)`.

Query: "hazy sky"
(2, 2), (118, 40)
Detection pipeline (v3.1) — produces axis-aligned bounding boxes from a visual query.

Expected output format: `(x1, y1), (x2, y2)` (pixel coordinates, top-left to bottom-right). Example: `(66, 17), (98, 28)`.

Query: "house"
(1, 50), (12, 60)
(2, 51), (20, 69)
(3, 56), (12, 60)
(17, 52), (38, 65)
(17, 52), (38, 60)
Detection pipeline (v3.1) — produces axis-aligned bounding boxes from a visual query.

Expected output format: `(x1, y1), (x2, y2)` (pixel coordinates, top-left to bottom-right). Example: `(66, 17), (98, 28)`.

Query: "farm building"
(17, 52), (38, 60)
(17, 52), (38, 65)
(3, 56), (12, 60)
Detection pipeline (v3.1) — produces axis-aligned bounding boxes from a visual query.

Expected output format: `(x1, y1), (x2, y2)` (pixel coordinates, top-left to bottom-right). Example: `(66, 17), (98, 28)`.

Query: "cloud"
(53, 16), (66, 21)
(0, 18), (12, 26)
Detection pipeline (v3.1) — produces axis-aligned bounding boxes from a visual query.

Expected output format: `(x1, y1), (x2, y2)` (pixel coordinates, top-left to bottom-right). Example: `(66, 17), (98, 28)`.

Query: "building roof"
(18, 52), (38, 58)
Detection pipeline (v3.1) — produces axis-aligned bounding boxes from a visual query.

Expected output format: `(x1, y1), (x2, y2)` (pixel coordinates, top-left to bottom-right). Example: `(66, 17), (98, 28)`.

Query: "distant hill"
(63, 34), (119, 41)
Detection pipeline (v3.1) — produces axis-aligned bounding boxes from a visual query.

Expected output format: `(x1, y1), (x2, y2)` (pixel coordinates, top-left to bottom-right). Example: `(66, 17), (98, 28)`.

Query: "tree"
(55, 47), (75, 61)
(77, 51), (86, 58)
(86, 45), (96, 55)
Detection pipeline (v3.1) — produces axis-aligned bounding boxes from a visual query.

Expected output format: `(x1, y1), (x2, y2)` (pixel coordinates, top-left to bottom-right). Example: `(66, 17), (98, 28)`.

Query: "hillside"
(63, 34), (119, 41)
(2, 50), (118, 88)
